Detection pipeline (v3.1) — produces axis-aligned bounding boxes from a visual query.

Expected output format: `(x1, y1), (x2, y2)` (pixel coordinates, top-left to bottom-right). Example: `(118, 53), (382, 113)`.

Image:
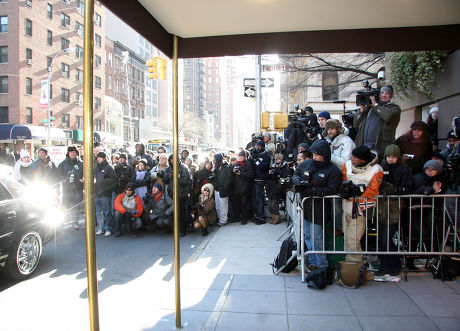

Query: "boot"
(270, 214), (281, 225)
(201, 227), (209, 236)
(269, 214), (276, 224)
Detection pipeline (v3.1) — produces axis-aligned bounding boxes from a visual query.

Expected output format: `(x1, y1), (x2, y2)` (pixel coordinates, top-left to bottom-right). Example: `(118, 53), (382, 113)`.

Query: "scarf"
(153, 192), (162, 202)
(14, 158), (32, 181)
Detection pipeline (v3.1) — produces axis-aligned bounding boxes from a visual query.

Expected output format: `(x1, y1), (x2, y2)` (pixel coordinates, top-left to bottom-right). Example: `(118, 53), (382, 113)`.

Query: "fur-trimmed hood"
(201, 182), (214, 198)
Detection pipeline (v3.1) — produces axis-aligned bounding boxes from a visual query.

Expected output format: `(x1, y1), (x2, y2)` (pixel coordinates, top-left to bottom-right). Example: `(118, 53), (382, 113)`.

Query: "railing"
(282, 192), (460, 282)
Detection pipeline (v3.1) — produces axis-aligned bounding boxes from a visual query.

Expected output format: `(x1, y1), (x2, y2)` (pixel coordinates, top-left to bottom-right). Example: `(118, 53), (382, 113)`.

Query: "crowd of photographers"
(4, 84), (460, 276)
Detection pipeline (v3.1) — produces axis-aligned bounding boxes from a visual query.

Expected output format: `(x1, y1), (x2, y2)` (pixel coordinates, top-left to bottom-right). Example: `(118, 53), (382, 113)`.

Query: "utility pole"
(121, 51), (133, 142)
(255, 55), (262, 132)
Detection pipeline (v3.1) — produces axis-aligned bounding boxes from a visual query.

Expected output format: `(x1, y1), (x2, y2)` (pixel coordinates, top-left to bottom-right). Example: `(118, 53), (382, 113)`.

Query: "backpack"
(305, 266), (335, 289)
(271, 237), (298, 274)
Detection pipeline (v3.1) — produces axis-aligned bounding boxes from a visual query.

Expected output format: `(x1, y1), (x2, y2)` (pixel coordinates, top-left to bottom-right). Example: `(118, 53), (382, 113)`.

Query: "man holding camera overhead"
(354, 85), (401, 159)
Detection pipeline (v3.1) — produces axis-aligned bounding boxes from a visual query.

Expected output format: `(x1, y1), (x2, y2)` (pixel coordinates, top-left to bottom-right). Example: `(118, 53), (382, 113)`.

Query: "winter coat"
(197, 193), (217, 225)
(58, 156), (84, 193)
(211, 162), (233, 198)
(396, 133), (433, 174)
(265, 163), (290, 200)
(13, 159), (34, 183)
(326, 133), (356, 170)
(341, 154), (383, 215)
(30, 157), (58, 185)
(250, 150), (271, 180)
(163, 163), (191, 200)
(377, 162), (413, 225)
(196, 167), (214, 188)
(143, 192), (173, 219)
(114, 192), (143, 217)
(94, 160), (117, 197)
(293, 142), (342, 225)
(354, 101), (401, 158)
(231, 160), (254, 195)
(114, 162), (135, 194)
(131, 169), (151, 200)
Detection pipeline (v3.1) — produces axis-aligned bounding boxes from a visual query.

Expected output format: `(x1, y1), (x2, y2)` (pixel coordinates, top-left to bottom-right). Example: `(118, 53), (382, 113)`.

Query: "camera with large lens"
(156, 170), (164, 179)
(279, 176), (293, 189)
(356, 79), (380, 106)
(233, 163), (242, 174)
(339, 180), (366, 199)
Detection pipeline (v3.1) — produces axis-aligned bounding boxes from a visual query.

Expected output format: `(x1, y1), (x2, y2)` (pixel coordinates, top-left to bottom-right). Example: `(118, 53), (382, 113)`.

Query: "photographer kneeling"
(293, 140), (342, 269)
(142, 183), (173, 232)
(340, 146), (383, 262)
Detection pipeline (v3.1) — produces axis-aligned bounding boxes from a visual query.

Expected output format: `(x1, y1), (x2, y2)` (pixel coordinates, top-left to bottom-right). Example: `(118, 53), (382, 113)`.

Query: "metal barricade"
(294, 193), (460, 282)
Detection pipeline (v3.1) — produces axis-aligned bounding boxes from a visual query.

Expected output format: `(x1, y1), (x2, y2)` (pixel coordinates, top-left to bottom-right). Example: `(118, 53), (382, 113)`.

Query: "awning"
(0, 124), (32, 140)
(0, 124), (66, 141)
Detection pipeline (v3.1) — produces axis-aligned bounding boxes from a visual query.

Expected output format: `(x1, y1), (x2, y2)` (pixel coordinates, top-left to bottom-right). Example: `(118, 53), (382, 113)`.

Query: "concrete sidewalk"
(145, 222), (460, 331)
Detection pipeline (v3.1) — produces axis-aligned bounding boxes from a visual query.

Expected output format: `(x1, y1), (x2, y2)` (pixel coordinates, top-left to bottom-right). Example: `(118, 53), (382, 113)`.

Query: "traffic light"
(159, 58), (167, 80)
(146, 57), (158, 79)
(261, 112), (269, 130)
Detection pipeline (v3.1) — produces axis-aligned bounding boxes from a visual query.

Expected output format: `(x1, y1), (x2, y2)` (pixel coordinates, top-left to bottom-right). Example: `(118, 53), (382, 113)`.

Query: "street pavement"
(1, 219), (460, 330)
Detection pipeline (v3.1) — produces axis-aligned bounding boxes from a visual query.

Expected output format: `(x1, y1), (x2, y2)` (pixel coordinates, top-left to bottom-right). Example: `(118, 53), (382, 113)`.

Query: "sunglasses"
(204, 188), (210, 191)
(125, 188), (133, 191)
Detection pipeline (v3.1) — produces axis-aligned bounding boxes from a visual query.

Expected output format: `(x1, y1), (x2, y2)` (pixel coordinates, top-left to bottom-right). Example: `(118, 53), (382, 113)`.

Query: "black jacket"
(265, 163), (290, 200)
(212, 162), (233, 198)
(381, 162), (414, 195)
(293, 141), (342, 225)
(94, 160), (117, 197)
(114, 162), (135, 194)
(231, 160), (254, 196)
(163, 163), (191, 199)
(58, 156), (84, 193)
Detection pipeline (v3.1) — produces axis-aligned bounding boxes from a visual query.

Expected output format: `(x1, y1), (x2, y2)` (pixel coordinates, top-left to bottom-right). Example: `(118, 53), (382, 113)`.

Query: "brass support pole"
(172, 35), (182, 329)
(83, 1), (100, 330)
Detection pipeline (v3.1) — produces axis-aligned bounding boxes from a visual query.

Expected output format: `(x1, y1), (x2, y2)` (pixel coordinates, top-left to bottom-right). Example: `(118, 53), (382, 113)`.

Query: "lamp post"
(46, 46), (75, 147)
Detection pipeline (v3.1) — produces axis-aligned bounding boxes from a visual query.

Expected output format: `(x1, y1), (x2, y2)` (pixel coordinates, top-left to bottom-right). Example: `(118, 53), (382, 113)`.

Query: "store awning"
(0, 124), (32, 140)
(0, 124), (66, 141)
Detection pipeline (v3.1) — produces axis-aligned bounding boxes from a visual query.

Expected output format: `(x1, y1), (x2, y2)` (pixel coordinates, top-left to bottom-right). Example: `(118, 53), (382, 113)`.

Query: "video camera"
(356, 79), (380, 107)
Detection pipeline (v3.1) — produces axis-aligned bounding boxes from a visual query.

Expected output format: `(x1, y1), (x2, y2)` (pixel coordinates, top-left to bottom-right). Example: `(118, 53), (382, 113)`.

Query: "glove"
(294, 181), (310, 193)
(125, 211), (134, 218)
(422, 186), (434, 196)
(382, 182), (396, 196)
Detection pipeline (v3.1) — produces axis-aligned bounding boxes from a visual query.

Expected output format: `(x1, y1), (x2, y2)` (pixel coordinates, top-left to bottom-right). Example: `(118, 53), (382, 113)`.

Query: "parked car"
(0, 173), (62, 280)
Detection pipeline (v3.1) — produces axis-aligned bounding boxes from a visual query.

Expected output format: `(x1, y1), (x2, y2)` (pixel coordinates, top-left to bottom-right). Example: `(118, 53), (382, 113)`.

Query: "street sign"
(244, 87), (255, 98)
(50, 116), (55, 120)
(243, 78), (274, 88)
(41, 119), (49, 123)
(262, 64), (289, 72)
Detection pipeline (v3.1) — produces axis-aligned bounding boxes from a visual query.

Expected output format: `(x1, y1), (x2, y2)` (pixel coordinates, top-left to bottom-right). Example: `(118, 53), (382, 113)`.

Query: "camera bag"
(335, 261), (368, 288)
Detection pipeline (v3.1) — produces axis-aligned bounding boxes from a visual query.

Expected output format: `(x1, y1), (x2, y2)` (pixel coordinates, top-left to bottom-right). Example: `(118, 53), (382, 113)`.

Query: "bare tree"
(280, 53), (385, 98)
(179, 111), (206, 144)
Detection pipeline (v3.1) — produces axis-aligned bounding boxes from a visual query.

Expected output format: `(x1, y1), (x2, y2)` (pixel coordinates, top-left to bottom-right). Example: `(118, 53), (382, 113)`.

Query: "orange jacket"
(341, 163), (383, 203)
(114, 192), (143, 218)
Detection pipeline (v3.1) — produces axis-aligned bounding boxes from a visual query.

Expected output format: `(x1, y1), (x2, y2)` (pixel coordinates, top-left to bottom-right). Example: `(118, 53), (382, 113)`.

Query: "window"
(61, 0), (70, 5)
(95, 76), (101, 89)
(76, 115), (83, 129)
(95, 119), (101, 131)
(25, 78), (32, 94)
(61, 13), (70, 28)
(75, 21), (84, 38)
(0, 46), (7, 63)
(94, 54), (101, 68)
(61, 88), (69, 102)
(75, 68), (83, 82)
(26, 107), (32, 124)
(46, 56), (52, 70)
(322, 71), (339, 101)
(25, 19), (32, 36)
(95, 34), (101, 48)
(0, 76), (7, 93)
(75, 45), (83, 59)
(76, 0), (84, 14)
(47, 30), (52, 45)
(61, 37), (70, 51)
(108, 53), (112, 66)
(95, 97), (101, 110)
(46, 3), (53, 19)
(49, 84), (52, 99)
(61, 114), (69, 127)
(0, 16), (8, 33)
(26, 0), (32, 8)
(75, 92), (83, 105)
(0, 106), (7, 123)
(107, 75), (112, 89)
(95, 13), (101, 27)
(25, 48), (32, 61)
(61, 63), (69, 78)
(116, 80), (119, 92)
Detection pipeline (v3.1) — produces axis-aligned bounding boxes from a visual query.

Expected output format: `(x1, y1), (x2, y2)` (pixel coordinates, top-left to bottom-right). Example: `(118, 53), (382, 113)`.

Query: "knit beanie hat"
(352, 145), (374, 163)
(97, 151), (107, 159)
(20, 149), (30, 159)
(153, 183), (163, 192)
(410, 121), (428, 131)
(318, 111), (331, 120)
(238, 150), (247, 157)
(430, 106), (439, 114)
(380, 85), (393, 96)
(384, 144), (401, 158)
(214, 153), (223, 164)
(256, 140), (265, 148)
(423, 160), (442, 173)
(119, 153), (128, 160)
(138, 159), (148, 167)
(38, 147), (48, 154)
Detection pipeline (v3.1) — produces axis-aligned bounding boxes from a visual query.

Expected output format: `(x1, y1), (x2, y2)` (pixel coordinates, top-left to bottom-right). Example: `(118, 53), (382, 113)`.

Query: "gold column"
(172, 34), (182, 329)
(83, 1), (100, 330)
